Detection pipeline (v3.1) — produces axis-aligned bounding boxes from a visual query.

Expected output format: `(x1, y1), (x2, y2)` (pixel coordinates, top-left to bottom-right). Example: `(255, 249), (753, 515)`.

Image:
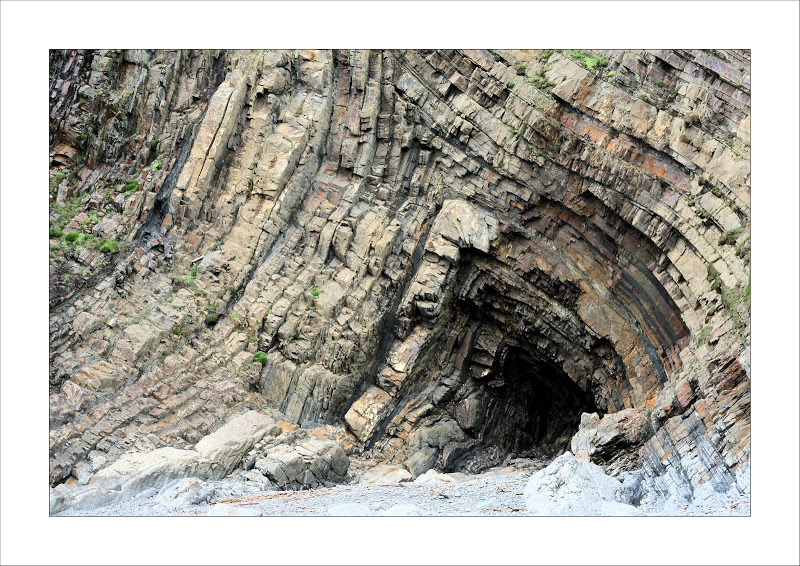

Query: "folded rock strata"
(49, 49), (750, 511)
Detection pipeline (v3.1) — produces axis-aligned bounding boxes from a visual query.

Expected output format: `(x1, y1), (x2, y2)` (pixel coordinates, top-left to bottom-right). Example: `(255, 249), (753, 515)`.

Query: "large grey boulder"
(195, 410), (281, 479)
(570, 409), (652, 473)
(359, 463), (412, 485)
(523, 452), (641, 516)
(51, 411), (276, 514)
(252, 436), (350, 489)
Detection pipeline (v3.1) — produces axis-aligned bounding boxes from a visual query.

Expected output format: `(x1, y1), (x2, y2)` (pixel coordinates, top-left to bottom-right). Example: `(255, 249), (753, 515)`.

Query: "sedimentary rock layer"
(49, 49), (750, 502)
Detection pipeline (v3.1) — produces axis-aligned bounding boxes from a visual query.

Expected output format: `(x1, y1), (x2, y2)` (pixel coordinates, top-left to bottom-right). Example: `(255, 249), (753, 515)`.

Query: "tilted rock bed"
(49, 49), (750, 515)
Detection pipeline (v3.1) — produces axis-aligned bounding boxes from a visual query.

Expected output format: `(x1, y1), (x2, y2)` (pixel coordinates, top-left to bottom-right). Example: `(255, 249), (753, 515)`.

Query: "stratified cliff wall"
(49, 49), (750, 501)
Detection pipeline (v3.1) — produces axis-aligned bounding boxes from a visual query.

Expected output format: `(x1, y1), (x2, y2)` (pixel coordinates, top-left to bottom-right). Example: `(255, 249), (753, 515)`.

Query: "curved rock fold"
(49, 48), (750, 514)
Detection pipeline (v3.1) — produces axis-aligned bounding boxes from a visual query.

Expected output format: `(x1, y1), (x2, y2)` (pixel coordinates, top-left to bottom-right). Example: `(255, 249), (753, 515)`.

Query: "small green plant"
(513, 129), (520, 136)
(184, 266), (197, 285)
(80, 212), (99, 230)
(569, 51), (607, 71)
(696, 325), (712, 345)
(517, 63), (527, 74)
(124, 181), (138, 192)
(311, 288), (320, 298)
(507, 82), (515, 89)
(529, 76), (556, 89)
(228, 286), (238, 294)
(253, 351), (267, 365)
(208, 304), (217, 313)
(50, 172), (66, 188)
(538, 50), (554, 62)
(718, 227), (744, 246)
(64, 232), (81, 242)
(151, 158), (164, 171)
(173, 326), (182, 336)
(608, 70), (617, 77)
(50, 228), (64, 238)
(62, 273), (71, 281)
(720, 283), (748, 329)
(99, 239), (119, 253)
(664, 140), (670, 147)
(735, 237), (750, 263)
(230, 311), (239, 319)
(150, 138), (159, 150)
(205, 314), (218, 325)
(77, 133), (87, 141)
(583, 56), (602, 70)
(706, 264), (722, 290)
(656, 81), (665, 87)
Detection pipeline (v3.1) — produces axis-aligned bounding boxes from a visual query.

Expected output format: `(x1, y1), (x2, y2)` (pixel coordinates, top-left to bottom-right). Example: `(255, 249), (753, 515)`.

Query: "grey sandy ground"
(57, 468), (749, 517)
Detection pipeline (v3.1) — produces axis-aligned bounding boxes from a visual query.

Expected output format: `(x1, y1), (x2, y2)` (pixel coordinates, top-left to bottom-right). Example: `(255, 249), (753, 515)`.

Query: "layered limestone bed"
(49, 49), (750, 514)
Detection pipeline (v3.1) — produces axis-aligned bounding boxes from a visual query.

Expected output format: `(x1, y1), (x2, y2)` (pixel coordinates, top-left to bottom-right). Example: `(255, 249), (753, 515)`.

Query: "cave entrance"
(473, 347), (599, 457)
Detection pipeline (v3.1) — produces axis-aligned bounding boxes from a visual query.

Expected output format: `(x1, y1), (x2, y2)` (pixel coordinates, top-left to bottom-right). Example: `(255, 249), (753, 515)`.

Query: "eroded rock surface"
(49, 49), (750, 513)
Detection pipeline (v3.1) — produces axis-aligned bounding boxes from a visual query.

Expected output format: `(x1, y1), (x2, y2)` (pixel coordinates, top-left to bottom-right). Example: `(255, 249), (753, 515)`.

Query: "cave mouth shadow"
(444, 347), (600, 473)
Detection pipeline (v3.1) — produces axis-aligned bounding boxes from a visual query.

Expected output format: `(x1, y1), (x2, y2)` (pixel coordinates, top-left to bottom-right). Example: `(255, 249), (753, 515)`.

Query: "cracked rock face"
(49, 49), (750, 508)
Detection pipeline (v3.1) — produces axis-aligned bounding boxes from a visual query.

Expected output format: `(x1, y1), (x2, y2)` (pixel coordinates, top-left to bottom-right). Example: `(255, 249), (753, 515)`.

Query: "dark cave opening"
(444, 347), (600, 473)
(477, 348), (599, 454)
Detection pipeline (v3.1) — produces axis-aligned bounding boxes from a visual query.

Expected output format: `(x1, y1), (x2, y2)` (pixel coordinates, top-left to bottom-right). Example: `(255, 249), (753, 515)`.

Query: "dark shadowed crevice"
(442, 346), (600, 474)
(475, 347), (600, 454)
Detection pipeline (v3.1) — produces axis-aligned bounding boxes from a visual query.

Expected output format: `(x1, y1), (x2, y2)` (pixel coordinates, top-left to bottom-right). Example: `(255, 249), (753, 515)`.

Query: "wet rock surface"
(49, 49), (750, 515)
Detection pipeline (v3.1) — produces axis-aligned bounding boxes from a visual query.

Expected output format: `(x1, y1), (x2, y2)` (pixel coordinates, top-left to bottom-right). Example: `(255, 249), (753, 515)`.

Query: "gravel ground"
(56, 462), (749, 517)
(58, 467), (533, 517)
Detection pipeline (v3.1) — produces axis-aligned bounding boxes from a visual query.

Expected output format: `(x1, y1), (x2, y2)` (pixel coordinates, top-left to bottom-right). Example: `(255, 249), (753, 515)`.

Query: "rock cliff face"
(49, 49), (750, 505)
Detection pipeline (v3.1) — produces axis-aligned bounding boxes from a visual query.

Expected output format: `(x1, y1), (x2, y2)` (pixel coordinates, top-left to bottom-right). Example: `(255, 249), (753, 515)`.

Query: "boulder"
(344, 385), (391, 442)
(570, 409), (653, 472)
(523, 452), (641, 516)
(413, 469), (459, 484)
(359, 464), (412, 485)
(156, 477), (214, 511)
(195, 410), (280, 479)
(254, 436), (350, 490)
(51, 411), (276, 514)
